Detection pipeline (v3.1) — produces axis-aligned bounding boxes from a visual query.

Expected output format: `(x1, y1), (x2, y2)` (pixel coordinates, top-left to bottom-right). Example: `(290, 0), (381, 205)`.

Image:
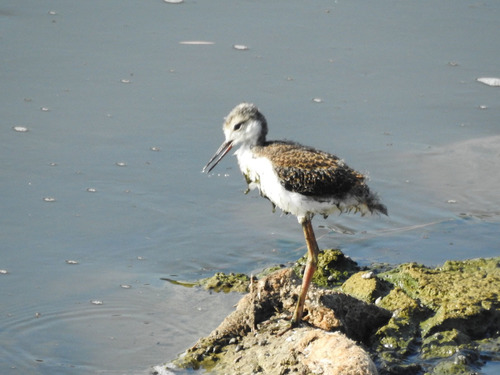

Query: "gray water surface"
(1, 1), (499, 374)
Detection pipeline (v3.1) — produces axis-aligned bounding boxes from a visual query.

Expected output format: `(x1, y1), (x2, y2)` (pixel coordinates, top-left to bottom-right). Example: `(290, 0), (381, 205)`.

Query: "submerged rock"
(197, 272), (250, 293)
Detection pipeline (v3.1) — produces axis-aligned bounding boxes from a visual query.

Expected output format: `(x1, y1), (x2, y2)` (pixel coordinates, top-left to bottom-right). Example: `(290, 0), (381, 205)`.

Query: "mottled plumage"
(203, 103), (387, 325)
(254, 141), (364, 197)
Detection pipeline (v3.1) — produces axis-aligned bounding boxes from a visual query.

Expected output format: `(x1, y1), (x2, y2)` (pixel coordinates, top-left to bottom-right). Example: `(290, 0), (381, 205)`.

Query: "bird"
(202, 103), (387, 326)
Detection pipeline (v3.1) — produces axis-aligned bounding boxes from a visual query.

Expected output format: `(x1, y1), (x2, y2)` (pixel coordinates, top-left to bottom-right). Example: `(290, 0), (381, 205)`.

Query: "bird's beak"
(202, 140), (233, 173)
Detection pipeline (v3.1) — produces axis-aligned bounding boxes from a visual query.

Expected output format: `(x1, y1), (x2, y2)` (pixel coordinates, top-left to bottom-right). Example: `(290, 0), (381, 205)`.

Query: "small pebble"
(361, 271), (375, 279)
(233, 44), (249, 50)
(12, 126), (29, 133)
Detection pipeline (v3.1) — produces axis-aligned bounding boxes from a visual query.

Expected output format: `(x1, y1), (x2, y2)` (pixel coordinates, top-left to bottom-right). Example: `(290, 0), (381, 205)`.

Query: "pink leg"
(292, 219), (319, 325)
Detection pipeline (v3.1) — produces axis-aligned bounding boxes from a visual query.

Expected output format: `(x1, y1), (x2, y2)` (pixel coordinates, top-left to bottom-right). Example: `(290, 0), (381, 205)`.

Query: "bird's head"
(203, 103), (267, 173)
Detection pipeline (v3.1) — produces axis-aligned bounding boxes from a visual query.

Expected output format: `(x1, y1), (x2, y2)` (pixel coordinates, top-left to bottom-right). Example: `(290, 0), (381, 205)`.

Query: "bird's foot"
(276, 314), (305, 336)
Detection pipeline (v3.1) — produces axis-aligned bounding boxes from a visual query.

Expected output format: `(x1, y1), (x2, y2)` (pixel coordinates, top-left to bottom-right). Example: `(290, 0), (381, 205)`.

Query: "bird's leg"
(292, 218), (319, 325)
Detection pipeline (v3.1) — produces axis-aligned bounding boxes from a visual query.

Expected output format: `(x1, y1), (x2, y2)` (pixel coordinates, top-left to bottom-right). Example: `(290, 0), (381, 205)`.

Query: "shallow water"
(1, 0), (499, 374)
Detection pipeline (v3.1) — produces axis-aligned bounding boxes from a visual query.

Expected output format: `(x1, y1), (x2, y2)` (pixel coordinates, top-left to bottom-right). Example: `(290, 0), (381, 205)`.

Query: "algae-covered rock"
(158, 254), (500, 375)
(476, 336), (500, 361)
(372, 257), (500, 374)
(421, 329), (473, 359)
(376, 287), (422, 317)
(379, 258), (500, 338)
(426, 350), (482, 375)
(197, 272), (250, 293)
(373, 314), (420, 360)
(342, 271), (391, 303)
(163, 272), (251, 293)
(294, 248), (359, 287)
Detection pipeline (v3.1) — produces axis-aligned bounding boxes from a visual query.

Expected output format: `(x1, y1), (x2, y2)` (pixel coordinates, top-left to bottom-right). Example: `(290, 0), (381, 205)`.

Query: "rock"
(379, 258), (500, 339)
(294, 248), (359, 287)
(421, 329), (473, 359)
(372, 257), (500, 374)
(167, 268), (389, 374)
(197, 272), (250, 293)
(341, 271), (391, 303)
(161, 272), (250, 293)
(156, 253), (500, 375)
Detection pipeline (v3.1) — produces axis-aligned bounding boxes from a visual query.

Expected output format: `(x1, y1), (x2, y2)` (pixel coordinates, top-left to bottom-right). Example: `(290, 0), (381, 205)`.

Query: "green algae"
(377, 287), (423, 318)
(427, 360), (472, 375)
(162, 272), (251, 293)
(373, 256), (500, 374)
(380, 259), (500, 313)
(379, 257), (500, 339)
(197, 272), (250, 293)
(421, 329), (474, 359)
(293, 248), (359, 287)
(341, 271), (392, 303)
(161, 277), (197, 288)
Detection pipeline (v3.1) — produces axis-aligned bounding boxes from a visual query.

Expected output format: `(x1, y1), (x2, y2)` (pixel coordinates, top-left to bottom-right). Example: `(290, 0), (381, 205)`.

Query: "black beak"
(202, 140), (233, 173)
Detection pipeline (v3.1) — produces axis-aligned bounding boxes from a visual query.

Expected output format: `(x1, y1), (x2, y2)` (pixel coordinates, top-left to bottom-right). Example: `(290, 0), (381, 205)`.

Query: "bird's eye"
(233, 122), (243, 131)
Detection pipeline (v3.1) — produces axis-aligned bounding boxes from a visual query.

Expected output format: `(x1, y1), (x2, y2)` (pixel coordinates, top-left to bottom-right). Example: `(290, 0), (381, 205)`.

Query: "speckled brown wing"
(253, 141), (368, 198)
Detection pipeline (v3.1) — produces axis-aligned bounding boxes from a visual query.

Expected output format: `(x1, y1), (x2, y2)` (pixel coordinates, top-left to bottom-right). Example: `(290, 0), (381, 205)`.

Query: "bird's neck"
(245, 120), (267, 147)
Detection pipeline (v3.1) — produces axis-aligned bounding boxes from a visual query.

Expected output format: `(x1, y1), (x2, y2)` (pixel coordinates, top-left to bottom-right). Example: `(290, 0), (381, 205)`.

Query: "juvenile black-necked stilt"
(203, 103), (387, 325)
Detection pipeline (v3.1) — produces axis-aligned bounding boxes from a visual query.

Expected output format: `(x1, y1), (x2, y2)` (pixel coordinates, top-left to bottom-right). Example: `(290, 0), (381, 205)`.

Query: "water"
(1, 0), (499, 374)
